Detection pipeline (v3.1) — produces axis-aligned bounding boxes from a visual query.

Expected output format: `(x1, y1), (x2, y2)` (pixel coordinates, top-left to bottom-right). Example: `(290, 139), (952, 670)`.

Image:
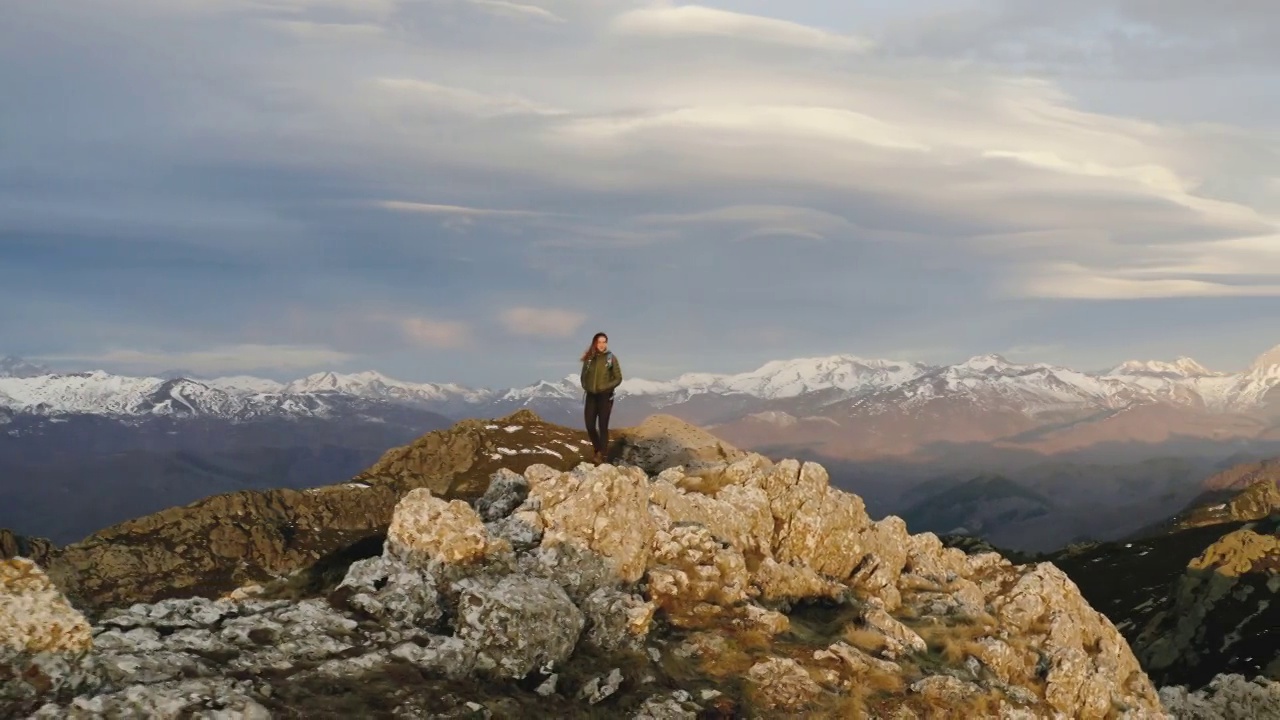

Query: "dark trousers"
(584, 392), (613, 454)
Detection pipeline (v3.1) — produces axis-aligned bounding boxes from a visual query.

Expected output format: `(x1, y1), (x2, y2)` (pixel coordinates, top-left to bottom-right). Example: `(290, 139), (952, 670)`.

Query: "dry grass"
(915, 691), (1007, 719)
(689, 642), (757, 680)
(841, 627), (890, 656)
(735, 628), (775, 653)
(861, 666), (908, 695)
(831, 692), (875, 719)
(914, 618), (992, 665)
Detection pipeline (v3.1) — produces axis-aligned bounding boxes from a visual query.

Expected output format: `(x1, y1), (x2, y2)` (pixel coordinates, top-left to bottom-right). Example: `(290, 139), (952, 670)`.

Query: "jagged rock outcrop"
(1135, 517), (1280, 689)
(0, 558), (94, 708)
(0, 531), (53, 566)
(5, 415), (1172, 719)
(29, 411), (602, 616)
(1173, 474), (1280, 533)
(1137, 461), (1280, 537)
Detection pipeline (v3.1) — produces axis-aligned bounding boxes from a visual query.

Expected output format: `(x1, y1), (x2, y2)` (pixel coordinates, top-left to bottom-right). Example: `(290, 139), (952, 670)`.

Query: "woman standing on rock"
(580, 331), (622, 464)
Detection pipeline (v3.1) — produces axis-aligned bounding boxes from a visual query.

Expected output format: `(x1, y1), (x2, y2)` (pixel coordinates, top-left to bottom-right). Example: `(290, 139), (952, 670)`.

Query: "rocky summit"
(1, 413), (1278, 718)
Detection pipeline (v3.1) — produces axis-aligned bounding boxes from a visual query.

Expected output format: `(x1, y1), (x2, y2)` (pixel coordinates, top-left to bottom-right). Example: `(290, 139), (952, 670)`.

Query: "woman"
(580, 331), (622, 464)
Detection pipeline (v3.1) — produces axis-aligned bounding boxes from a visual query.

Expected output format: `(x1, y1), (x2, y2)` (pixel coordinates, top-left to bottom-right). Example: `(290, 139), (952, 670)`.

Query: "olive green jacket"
(581, 351), (622, 395)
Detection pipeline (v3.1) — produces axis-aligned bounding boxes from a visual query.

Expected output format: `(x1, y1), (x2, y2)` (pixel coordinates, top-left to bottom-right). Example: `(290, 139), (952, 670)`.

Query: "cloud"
(3, 0), (1280, 384)
(468, 0), (564, 24)
(879, 0), (1280, 77)
(633, 204), (851, 242)
(1017, 261), (1280, 300)
(499, 307), (587, 338)
(398, 317), (473, 349)
(375, 200), (553, 218)
(611, 5), (872, 52)
(39, 345), (354, 376)
(373, 78), (567, 118)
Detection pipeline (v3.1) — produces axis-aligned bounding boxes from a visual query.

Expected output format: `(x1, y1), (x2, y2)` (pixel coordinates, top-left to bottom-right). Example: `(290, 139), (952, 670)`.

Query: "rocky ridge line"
(3, 415), (1173, 718)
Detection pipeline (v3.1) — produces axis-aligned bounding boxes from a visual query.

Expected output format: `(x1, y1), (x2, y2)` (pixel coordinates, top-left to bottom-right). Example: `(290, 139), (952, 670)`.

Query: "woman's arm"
(606, 356), (623, 392)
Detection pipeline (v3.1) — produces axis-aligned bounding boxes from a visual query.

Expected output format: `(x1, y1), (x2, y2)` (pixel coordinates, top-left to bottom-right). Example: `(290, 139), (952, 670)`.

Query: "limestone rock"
(632, 692), (698, 719)
(1187, 526), (1280, 576)
(813, 641), (901, 678)
(753, 557), (846, 604)
(616, 414), (748, 474)
(648, 478), (772, 562)
(334, 555), (443, 633)
(1, 559), (96, 712)
(579, 588), (656, 653)
(517, 542), (619, 603)
(577, 667), (623, 704)
(524, 464), (656, 583)
(909, 675), (989, 707)
(29, 678), (272, 719)
(1, 558), (93, 656)
(484, 515), (543, 553)
(475, 468), (530, 522)
(386, 488), (492, 566)
(860, 601), (928, 660)
(754, 461), (872, 579)
(745, 657), (823, 713)
(849, 516), (912, 610)
(984, 562), (1162, 718)
(645, 522), (751, 628)
(452, 574), (585, 679)
(390, 637), (477, 680)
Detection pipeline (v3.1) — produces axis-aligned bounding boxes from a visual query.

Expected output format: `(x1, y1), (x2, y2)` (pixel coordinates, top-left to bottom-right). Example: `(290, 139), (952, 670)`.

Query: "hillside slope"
(1049, 472), (1280, 690)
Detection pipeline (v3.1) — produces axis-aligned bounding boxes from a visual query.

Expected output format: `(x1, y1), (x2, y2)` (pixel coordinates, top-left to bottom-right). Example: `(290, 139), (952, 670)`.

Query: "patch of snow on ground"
(503, 425), (523, 432)
(536, 446), (563, 458)
(497, 447), (517, 455)
(485, 424), (499, 429)
(490, 453), (503, 460)
(303, 482), (372, 494)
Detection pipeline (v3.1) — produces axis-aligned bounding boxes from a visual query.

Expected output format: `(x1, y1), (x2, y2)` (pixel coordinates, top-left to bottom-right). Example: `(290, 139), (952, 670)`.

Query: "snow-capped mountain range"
(2, 347), (1279, 423)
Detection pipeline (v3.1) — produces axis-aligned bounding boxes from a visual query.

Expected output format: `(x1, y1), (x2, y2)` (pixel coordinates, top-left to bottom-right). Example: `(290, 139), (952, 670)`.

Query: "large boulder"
(1, 558), (94, 708)
(615, 414), (749, 474)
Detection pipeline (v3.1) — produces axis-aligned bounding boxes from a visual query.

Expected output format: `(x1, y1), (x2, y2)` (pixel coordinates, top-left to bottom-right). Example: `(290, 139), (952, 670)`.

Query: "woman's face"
(595, 336), (608, 352)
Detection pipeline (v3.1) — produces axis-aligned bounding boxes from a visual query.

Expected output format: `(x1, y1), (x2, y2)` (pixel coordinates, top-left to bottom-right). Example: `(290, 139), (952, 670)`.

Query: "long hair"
(580, 332), (608, 363)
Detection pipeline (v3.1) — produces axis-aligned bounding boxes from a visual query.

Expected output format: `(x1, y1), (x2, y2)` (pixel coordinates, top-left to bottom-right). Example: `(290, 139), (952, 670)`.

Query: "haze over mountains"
(4, 345), (1280, 548)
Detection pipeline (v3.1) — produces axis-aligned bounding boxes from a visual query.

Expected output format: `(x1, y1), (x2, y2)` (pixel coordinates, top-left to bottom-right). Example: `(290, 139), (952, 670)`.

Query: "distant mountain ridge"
(4, 346), (1280, 423)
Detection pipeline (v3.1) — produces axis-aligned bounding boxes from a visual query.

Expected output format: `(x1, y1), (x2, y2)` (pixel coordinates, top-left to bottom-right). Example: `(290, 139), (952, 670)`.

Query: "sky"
(2, 0), (1279, 388)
